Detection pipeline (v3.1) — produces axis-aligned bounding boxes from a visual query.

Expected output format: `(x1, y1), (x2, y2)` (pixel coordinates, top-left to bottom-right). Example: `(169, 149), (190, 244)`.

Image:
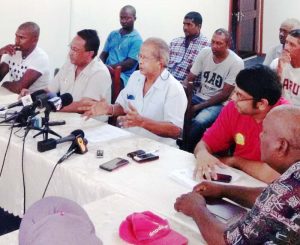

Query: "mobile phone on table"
(127, 149), (146, 158)
(99, 157), (129, 172)
(132, 153), (159, 163)
(204, 173), (232, 183)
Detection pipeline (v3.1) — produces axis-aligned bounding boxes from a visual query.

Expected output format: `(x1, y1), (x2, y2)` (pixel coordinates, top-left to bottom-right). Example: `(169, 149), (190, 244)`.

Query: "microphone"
(57, 135), (88, 164)
(0, 90), (46, 111)
(0, 105), (38, 124)
(37, 129), (84, 152)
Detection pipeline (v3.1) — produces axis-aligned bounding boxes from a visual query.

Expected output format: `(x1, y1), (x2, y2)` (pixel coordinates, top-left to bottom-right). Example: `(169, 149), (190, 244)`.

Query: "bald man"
(175, 105), (300, 244)
(100, 5), (142, 87)
(0, 22), (50, 94)
(263, 18), (300, 66)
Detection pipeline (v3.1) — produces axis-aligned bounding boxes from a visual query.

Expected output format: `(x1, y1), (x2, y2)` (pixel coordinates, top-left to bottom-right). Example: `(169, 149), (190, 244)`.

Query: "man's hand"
(79, 98), (109, 119)
(18, 88), (30, 99)
(193, 181), (224, 199)
(0, 44), (17, 56)
(277, 50), (291, 78)
(174, 192), (206, 217)
(194, 152), (226, 181)
(118, 103), (144, 128)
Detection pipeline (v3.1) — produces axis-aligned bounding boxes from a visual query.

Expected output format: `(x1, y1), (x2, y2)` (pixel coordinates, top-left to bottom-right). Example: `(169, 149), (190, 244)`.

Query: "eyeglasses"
(231, 90), (255, 102)
(138, 54), (157, 62)
(68, 44), (86, 54)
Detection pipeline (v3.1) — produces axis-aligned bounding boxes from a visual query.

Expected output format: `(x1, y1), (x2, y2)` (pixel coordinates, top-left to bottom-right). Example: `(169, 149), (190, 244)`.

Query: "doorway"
(229, 0), (263, 59)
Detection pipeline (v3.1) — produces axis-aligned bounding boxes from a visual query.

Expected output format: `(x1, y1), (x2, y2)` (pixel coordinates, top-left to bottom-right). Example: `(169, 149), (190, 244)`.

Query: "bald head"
(279, 18), (300, 45)
(261, 105), (300, 173)
(121, 5), (136, 18)
(18, 22), (40, 38)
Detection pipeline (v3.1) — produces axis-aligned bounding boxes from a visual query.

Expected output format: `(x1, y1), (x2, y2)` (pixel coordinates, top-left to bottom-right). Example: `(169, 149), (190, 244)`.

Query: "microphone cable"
(21, 131), (27, 214)
(0, 121), (16, 177)
(42, 160), (61, 198)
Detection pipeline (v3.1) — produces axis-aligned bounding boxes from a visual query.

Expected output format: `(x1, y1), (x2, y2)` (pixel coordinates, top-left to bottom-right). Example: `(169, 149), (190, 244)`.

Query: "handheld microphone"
(37, 129), (84, 152)
(0, 90), (46, 111)
(0, 105), (39, 124)
(57, 135), (88, 164)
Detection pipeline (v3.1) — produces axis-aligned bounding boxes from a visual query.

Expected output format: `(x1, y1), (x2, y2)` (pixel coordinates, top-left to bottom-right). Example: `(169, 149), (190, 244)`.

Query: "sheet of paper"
(84, 124), (132, 143)
(169, 166), (240, 189)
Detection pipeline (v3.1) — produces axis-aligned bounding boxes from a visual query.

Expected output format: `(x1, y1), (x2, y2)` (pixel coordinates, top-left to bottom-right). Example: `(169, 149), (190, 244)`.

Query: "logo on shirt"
(234, 133), (245, 145)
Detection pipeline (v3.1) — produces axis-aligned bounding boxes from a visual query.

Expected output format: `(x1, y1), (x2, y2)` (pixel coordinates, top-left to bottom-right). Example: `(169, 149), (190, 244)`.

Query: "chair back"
(107, 65), (122, 103)
(179, 81), (194, 150)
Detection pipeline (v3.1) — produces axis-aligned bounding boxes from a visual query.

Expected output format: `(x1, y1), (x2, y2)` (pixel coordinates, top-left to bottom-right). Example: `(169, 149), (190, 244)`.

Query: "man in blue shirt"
(100, 5), (142, 87)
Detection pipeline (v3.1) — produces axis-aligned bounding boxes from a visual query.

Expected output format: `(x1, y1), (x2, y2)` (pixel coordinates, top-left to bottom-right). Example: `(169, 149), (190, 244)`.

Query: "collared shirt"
(225, 161), (300, 244)
(103, 29), (142, 85)
(168, 33), (210, 85)
(2, 47), (50, 93)
(116, 69), (187, 146)
(48, 58), (111, 102)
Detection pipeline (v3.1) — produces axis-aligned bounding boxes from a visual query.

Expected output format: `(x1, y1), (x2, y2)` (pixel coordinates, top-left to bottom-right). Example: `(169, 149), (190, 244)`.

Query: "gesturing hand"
(79, 98), (109, 119)
(118, 102), (144, 128)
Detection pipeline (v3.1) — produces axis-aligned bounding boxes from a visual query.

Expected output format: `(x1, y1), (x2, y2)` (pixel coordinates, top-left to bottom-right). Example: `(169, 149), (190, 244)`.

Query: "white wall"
(0, 0), (230, 74)
(263, 0), (300, 53)
(0, 0), (71, 74)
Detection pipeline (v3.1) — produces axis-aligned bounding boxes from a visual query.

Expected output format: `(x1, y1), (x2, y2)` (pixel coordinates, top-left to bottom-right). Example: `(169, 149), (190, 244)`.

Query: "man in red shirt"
(194, 64), (289, 183)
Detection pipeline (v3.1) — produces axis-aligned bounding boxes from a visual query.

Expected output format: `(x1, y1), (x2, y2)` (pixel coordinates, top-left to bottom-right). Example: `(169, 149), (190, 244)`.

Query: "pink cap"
(119, 211), (188, 245)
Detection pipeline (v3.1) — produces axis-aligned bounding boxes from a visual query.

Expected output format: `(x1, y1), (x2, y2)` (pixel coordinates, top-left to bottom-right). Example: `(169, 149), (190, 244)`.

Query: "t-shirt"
(225, 161), (300, 244)
(2, 47), (50, 92)
(103, 30), (142, 85)
(191, 48), (244, 101)
(263, 44), (282, 66)
(281, 63), (300, 107)
(202, 98), (289, 160)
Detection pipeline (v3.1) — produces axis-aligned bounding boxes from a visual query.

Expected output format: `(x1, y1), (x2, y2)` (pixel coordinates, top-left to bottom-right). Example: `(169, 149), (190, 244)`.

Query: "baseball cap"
(119, 211), (188, 244)
(19, 196), (102, 245)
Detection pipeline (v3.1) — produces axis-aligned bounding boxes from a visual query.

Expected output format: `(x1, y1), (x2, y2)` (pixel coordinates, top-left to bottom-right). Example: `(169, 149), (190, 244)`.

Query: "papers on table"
(84, 124), (132, 143)
(169, 166), (240, 189)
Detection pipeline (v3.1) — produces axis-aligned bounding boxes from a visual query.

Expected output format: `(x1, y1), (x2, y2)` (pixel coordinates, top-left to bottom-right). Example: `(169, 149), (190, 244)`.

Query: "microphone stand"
(32, 106), (61, 140)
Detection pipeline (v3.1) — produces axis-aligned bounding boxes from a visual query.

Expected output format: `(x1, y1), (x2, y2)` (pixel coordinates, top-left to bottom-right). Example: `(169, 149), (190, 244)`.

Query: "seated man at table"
(194, 65), (289, 183)
(0, 22), (50, 94)
(175, 105), (300, 244)
(168, 11), (209, 83)
(48, 29), (111, 114)
(100, 5), (142, 87)
(184, 28), (244, 152)
(21, 29), (112, 116)
(80, 37), (187, 146)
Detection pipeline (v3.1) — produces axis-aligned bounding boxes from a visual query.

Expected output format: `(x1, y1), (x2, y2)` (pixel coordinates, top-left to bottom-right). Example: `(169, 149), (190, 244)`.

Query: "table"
(0, 88), (266, 244)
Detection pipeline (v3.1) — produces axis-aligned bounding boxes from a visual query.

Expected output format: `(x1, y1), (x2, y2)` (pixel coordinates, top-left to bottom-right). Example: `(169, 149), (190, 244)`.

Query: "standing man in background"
(0, 22), (50, 94)
(263, 18), (300, 66)
(168, 11), (210, 85)
(100, 5), (142, 87)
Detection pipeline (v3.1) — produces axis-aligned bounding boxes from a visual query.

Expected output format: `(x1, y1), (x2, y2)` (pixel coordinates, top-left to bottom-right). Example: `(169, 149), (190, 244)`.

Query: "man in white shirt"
(48, 29), (111, 113)
(0, 22), (50, 94)
(263, 18), (300, 66)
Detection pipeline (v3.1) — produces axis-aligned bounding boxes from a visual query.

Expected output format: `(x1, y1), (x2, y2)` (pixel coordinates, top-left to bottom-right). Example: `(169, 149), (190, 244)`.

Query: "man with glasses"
(271, 29), (300, 107)
(0, 22), (50, 94)
(184, 29), (244, 152)
(100, 5), (142, 87)
(194, 65), (288, 183)
(20, 29), (112, 115)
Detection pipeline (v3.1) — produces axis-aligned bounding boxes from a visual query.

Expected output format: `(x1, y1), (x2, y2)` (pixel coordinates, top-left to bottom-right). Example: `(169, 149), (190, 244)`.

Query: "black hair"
(77, 29), (100, 58)
(236, 64), (282, 106)
(289, 29), (300, 38)
(184, 12), (202, 25)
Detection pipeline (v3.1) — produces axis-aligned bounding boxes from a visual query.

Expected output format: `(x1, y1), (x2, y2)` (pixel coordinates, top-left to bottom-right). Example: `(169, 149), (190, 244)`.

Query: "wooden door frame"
(228, 0), (264, 55)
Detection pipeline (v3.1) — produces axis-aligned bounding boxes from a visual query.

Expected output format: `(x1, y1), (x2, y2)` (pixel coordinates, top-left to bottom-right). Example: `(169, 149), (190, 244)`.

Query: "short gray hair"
(143, 37), (169, 67)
